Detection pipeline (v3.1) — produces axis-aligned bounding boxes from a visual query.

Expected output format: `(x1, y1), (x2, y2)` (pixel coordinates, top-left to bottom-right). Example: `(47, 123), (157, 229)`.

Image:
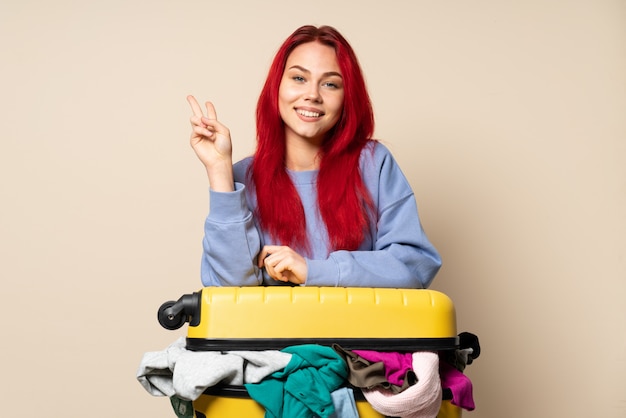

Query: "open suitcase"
(157, 287), (469, 418)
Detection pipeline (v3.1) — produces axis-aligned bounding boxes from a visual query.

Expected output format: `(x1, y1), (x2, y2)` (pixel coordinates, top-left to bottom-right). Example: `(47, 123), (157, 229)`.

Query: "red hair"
(253, 25), (375, 253)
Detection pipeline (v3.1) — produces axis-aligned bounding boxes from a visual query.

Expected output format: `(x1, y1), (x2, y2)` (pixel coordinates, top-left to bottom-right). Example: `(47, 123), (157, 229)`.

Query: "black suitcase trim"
(186, 337), (459, 351)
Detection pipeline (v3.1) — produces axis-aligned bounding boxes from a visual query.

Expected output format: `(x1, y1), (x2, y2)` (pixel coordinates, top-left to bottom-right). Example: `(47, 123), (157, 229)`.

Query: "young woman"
(187, 25), (441, 288)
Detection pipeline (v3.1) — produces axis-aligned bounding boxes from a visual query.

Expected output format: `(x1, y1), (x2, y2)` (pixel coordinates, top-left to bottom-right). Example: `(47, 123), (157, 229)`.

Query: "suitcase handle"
(157, 291), (202, 330)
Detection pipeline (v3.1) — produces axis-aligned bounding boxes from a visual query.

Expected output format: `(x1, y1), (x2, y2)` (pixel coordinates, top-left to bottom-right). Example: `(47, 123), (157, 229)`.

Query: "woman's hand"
(187, 95), (234, 191)
(259, 245), (308, 285)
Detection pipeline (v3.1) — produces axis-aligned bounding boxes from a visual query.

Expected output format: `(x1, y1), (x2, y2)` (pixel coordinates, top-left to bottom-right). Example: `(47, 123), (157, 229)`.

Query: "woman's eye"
(323, 81), (340, 89)
(292, 76), (305, 82)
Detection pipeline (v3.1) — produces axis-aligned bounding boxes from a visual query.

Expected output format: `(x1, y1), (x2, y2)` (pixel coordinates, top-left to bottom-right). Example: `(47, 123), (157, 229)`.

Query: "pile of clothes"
(137, 333), (479, 418)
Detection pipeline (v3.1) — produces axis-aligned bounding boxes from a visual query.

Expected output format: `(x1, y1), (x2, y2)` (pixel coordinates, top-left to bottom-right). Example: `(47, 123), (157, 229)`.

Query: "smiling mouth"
(296, 109), (324, 118)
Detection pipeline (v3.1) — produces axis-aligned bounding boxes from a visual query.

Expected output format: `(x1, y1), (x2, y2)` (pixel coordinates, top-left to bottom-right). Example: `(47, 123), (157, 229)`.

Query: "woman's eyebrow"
(288, 65), (343, 79)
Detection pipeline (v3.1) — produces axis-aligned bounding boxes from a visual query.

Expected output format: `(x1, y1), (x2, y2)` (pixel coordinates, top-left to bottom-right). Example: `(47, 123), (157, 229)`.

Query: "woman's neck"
(285, 138), (322, 171)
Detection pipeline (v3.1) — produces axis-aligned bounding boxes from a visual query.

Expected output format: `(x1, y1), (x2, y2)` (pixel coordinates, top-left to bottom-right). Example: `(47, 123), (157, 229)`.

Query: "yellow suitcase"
(158, 287), (465, 418)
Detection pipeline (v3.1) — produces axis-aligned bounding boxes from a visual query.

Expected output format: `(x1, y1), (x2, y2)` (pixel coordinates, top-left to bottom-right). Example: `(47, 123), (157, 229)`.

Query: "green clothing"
(246, 345), (349, 418)
(169, 396), (194, 418)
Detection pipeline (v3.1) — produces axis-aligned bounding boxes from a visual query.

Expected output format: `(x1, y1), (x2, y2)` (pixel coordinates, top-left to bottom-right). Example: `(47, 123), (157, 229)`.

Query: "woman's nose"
(305, 85), (322, 102)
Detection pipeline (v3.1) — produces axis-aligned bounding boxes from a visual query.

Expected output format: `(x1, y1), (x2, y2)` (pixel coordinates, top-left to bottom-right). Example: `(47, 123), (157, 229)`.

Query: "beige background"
(2, 0), (625, 417)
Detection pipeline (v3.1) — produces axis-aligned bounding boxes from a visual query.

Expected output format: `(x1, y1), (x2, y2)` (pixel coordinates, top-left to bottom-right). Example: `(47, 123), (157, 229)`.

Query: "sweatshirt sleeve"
(200, 183), (263, 286)
(305, 144), (442, 289)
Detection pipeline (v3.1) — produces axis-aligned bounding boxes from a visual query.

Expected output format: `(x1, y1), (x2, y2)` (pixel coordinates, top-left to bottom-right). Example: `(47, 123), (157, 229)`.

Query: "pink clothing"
(439, 361), (475, 411)
(361, 351), (441, 418)
(352, 350), (413, 387)
(353, 350), (477, 413)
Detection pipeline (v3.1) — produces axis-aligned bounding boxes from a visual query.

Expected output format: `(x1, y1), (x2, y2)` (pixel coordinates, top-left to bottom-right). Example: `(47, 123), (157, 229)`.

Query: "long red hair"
(252, 25), (375, 253)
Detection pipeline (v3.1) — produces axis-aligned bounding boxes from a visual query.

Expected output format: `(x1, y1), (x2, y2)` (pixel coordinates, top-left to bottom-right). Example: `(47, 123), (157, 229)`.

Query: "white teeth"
(297, 109), (321, 118)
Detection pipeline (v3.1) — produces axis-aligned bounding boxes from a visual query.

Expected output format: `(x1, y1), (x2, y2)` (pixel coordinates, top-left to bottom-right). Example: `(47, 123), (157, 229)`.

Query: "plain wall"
(1, 0), (625, 416)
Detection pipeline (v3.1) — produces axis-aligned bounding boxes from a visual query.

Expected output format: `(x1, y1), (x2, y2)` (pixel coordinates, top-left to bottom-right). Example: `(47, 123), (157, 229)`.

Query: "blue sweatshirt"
(201, 141), (441, 288)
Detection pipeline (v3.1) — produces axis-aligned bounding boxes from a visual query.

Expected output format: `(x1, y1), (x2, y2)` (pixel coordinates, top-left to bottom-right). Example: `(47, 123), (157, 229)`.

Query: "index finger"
(186, 95), (204, 117)
(258, 245), (280, 267)
(260, 245), (284, 257)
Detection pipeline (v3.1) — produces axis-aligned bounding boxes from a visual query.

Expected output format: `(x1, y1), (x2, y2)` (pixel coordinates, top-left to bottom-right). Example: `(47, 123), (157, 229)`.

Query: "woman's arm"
(305, 143), (442, 289)
(305, 194), (441, 288)
(200, 184), (264, 286)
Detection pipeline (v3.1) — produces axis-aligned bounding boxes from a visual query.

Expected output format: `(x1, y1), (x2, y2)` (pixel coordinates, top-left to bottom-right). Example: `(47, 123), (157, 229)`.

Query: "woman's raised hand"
(187, 95), (234, 192)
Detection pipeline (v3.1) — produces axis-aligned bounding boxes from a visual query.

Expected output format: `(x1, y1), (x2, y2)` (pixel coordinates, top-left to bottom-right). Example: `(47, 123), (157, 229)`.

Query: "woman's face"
(278, 41), (344, 147)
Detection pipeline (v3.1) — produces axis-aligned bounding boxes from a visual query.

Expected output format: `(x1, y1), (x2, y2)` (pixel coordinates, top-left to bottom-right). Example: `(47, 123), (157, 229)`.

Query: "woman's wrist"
(206, 160), (234, 192)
